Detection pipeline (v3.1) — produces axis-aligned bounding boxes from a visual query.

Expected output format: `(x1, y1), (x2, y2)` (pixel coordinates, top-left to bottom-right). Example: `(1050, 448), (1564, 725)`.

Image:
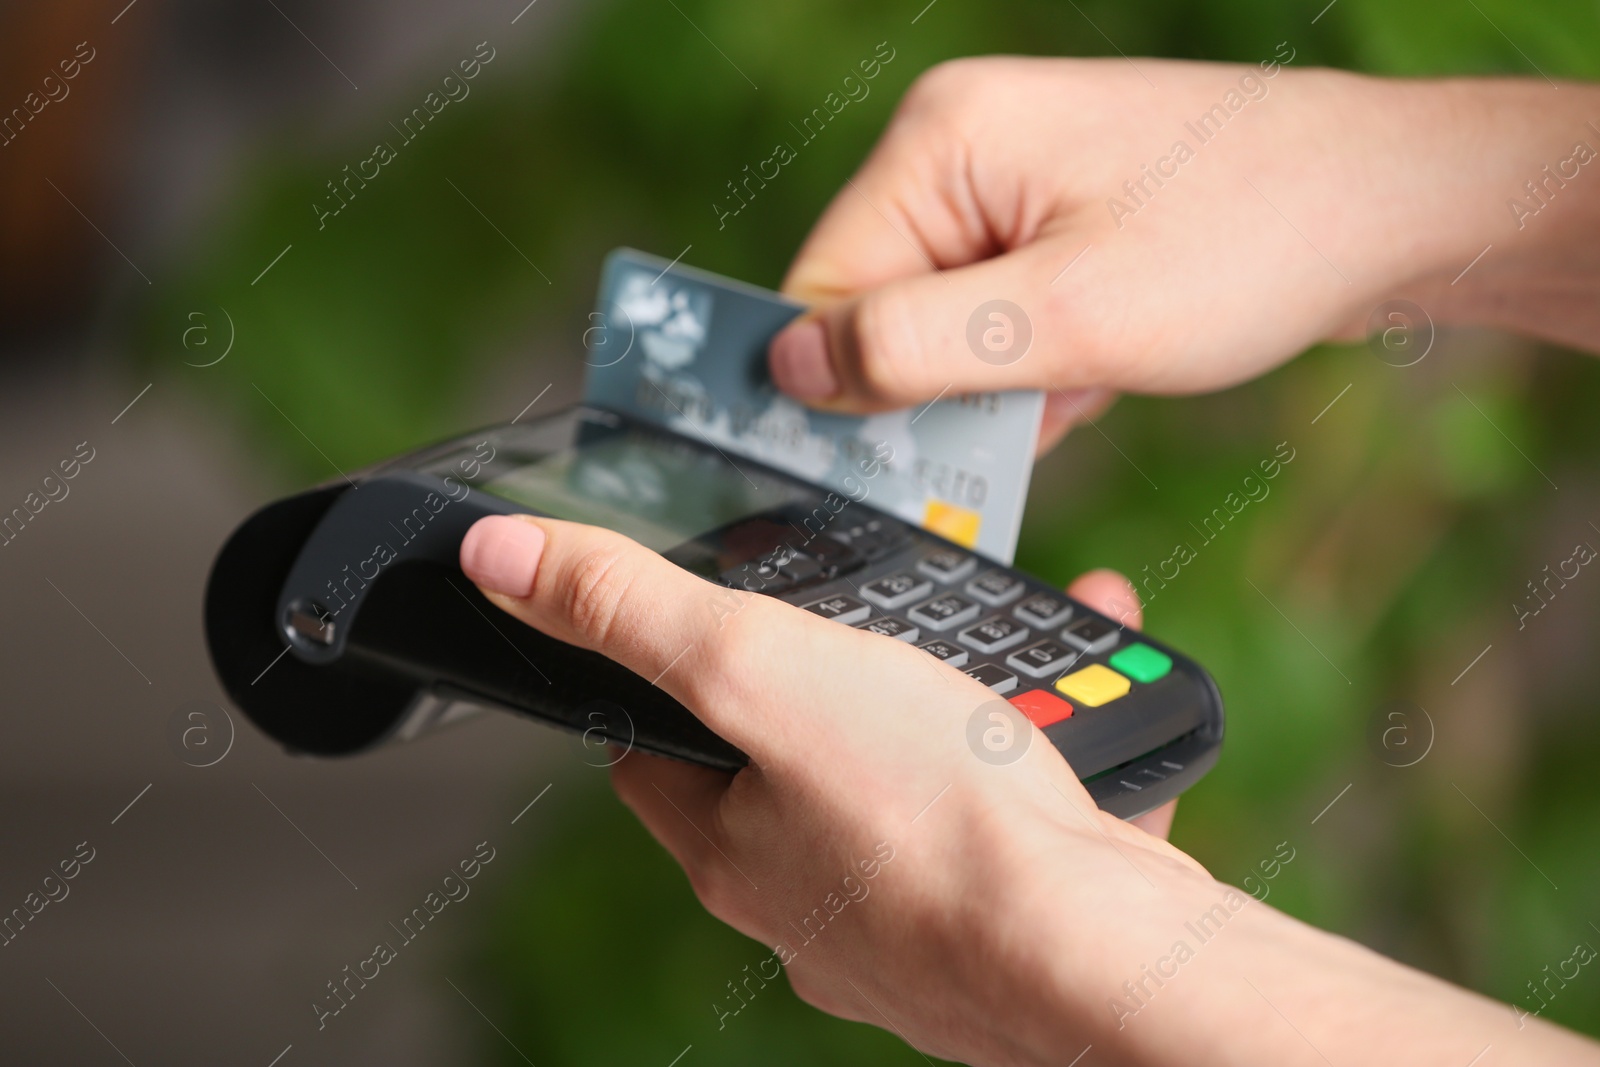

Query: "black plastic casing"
(205, 406), (1223, 818)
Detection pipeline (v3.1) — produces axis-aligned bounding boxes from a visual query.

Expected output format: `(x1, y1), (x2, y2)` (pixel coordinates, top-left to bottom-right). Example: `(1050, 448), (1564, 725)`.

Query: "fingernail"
(460, 516), (546, 598)
(769, 318), (839, 400)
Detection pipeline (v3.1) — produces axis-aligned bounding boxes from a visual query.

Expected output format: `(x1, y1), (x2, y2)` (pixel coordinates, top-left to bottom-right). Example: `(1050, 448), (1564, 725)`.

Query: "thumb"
(457, 513), (793, 757)
(767, 241), (1096, 411)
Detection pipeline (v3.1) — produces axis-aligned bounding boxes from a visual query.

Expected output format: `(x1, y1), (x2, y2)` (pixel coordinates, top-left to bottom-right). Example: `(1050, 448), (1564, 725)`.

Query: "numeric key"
(967, 569), (1025, 607)
(802, 594), (870, 626)
(1014, 592), (1072, 629)
(917, 638), (969, 667)
(964, 662), (1018, 694)
(861, 571), (934, 610)
(1005, 639), (1080, 679)
(957, 616), (1030, 653)
(917, 548), (977, 584)
(907, 592), (982, 632)
(857, 616), (920, 642)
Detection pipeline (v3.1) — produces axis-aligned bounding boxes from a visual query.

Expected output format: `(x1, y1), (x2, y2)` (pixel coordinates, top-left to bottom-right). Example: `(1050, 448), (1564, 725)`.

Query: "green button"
(1109, 643), (1172, 683)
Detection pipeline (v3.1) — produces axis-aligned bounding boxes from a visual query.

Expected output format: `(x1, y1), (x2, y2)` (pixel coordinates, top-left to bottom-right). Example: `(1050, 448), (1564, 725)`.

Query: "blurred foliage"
(141, 0), (1600, 1059)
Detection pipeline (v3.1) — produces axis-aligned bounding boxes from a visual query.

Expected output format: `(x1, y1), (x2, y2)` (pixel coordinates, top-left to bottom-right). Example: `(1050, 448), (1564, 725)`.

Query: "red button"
(1009, 689), (1073, 728)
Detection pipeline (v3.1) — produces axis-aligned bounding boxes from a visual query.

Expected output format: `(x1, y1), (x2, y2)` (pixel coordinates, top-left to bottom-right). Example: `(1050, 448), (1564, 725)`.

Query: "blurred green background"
(139, 0), (1600, 1059)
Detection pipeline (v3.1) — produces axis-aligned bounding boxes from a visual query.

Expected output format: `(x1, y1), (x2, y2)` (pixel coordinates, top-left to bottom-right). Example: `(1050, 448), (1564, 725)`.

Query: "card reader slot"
(1043, 675), (1208, 779)
(1084, 728), (1223, 820)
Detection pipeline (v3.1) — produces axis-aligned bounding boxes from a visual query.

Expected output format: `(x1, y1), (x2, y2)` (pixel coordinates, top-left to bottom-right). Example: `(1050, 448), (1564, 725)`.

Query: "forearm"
(1033, 874), (1599, 1066)
(1385, 76), (1600, 354)
(1047, 75), (1600, 1065)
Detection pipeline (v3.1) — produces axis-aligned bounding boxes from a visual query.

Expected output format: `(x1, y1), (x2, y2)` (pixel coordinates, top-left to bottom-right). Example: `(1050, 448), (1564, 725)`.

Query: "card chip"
(923, 500), (982, 548)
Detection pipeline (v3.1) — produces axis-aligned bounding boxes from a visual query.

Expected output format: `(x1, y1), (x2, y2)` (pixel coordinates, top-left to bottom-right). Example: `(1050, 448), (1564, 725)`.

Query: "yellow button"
(1054, 664), (1131, 707)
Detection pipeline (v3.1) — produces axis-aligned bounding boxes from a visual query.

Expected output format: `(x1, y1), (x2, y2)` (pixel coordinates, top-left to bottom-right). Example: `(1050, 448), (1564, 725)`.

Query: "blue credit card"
(581, 248), (1044, 563)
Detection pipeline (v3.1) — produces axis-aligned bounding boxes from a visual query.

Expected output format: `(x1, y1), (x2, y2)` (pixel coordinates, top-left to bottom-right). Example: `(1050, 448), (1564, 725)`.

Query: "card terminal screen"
(472, 429), (802, 553)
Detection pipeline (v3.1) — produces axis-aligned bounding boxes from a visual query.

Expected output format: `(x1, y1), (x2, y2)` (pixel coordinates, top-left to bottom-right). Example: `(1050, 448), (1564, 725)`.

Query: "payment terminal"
(205, 405), (1223, 819)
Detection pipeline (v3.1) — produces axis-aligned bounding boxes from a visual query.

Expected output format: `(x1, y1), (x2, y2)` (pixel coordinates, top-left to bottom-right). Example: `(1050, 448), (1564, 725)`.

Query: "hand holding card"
(583, 249), (1044, 563)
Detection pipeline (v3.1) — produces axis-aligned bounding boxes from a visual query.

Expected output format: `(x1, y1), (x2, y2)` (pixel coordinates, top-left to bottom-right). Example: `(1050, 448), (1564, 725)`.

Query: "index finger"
(779, 86), (992, 304)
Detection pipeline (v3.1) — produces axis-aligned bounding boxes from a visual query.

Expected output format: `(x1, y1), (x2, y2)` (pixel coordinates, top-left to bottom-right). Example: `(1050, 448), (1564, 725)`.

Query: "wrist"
(1359, 75), (1600, 350)
(1041, 872), (1274, 1066)
(977, 816), (1232, 1066)
(1038, 870), (1597, 1066)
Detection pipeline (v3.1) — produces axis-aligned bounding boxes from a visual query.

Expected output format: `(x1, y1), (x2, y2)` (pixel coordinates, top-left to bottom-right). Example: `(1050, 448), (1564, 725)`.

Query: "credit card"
(581, 248), (1043, 563)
